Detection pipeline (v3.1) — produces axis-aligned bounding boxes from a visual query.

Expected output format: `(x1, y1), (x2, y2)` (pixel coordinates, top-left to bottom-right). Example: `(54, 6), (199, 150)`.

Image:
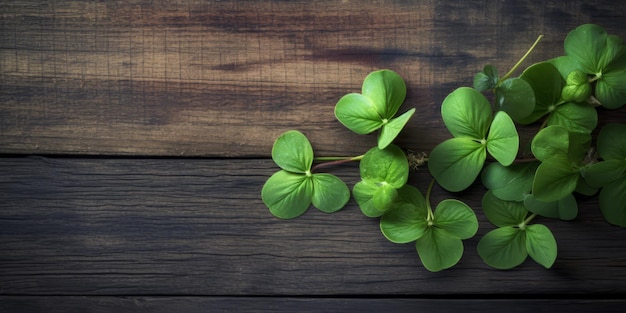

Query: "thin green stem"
(425, 179), (436, 223)
(311, 155), (363, 173)
(520, 213), (537, 229)
(499, 35), (544, 83)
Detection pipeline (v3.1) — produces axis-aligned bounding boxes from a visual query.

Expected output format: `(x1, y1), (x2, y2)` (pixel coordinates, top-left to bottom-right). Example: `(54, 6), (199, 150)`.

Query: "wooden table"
(1, 1), (625, 311)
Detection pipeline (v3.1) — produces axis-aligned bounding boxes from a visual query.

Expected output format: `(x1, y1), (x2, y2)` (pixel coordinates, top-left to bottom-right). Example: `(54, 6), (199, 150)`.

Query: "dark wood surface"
(2, 0), (626, 312)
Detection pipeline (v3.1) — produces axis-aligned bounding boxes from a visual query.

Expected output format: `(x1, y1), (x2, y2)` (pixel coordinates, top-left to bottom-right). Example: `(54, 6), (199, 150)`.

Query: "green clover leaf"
(428, 138), (486, 192)
(481, 162), (539, 201)
(518, 62), (564, 124)
(564, 24), (626, 109)
(494, 77), (536, 123)
(379, 185), (428, 243)
(479, 192), (558, 269)
(380, 181), (477, 272)
(532, 156), (579, 202)
(477, 226), (528, 270)
(335, 70), (414, 149)
(272, 130), (314, 173)
(519, 62), (597, 134)
(523, 193), (578, 221)
(582, 123), (626, 226)
(473, 64), (499, 92)
(429, 87), (519, 192)
(263, 131), (349, 219)
(415, 227), (464, 272)
(482, 191), (528, 227)
(353, 144), (409, 217)
(262, 170), (314, 219)
(441, 87), (492, 139)
(524, 224), (558, 269)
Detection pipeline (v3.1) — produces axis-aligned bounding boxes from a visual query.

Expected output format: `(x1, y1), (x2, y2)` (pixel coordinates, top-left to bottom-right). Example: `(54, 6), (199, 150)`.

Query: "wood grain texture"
(1, 296), (625, 313)
(2, 157), (626, 296)
(1, 0), (625, 156)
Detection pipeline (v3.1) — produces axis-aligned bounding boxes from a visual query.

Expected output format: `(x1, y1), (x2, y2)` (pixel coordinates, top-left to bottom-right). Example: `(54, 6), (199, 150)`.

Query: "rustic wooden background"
(1, 0), (625, 311)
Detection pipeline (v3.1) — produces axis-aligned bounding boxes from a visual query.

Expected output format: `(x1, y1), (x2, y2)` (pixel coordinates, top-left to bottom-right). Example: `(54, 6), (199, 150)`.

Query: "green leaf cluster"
(262, 24), (626, 274)
(380, 183), (478, 271)
(428, 87), (519, 192)
(478, 191), (557, 269)
(353, 145), (409, 217)
(557, 24), (626, 109)
(583, 124), (626, 226)
(262, 130), (350, 219)
(335, 69), (416, 149)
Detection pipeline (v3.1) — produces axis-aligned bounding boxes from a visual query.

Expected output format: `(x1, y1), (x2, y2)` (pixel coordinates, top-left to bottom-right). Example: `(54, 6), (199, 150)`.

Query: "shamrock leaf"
(477, 226), (528, 269)
(415, 227), (464, 272)
(523, 193), (578, 221)
(481, 162), (539, 201)
(479, 192), (558, 269)
(262, 131), (350, 219)
(380, 181), (477, 272)
(272, 130), (314, 173)
(518, 62), (564, 125)
(530, 125), (592, 202)
(494, 77), (536, 122)
(524, 224), (558, 269)
(353, 144), (409, 217)
(482, 191), (529, 227)
(582, 123), (626, 226)
(379, 185), (428, 243)
(473, 64), (499, 92)
(335, 70), (415, 149)
(564, 24), (626, 109)
(429, 87), (519, 192)
(262, 170), (314, 219)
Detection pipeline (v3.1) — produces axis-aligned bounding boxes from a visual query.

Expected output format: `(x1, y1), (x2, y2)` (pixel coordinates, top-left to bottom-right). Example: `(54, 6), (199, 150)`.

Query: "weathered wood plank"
(2, 157), (626, 296)
(1, 0), (625, 156)
(1, 296), (625, 313)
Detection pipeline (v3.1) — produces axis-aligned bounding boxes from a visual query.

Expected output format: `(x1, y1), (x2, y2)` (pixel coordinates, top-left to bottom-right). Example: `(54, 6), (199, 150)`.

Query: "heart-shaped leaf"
(481, 162), (539, 201)
(353, 180), (387, 217)
(311, 173), (350, 213)
(523, 193), (578, 220)
(378, 108), (416, 149)
(272, 130), (314, 173)
(482, 191), (528, 227)
(433, 199), (478, 240)
(486, 111), (519, 166)
(477, 226), (528, 270)
(546, 102), (598, 134)
(565, 24), (612, 73)
(380, 185), (429, 243)
(583, 159), (626, 188)
(597, 123), (626, 161)
(262, 170), (313, 219)
(335, 93), (383, 135)
(531, 126), (570, 162)
(441, 87), (493, 140)
(495, 77), (536, 122)
(599, 175), (626, 227)
(525, 224), (558, 269)
(362, 69), (407, 119)
(474, 64), (499, 92)
(428, 138), (486, 192)
(532, 156), (579, 202)
(415, 227), (464, 272)
(360, 145), (409, 188)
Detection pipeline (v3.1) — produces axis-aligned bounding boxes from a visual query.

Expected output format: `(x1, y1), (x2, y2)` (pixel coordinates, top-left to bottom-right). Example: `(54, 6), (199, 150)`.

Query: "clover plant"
(261, 24), (626, 272)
